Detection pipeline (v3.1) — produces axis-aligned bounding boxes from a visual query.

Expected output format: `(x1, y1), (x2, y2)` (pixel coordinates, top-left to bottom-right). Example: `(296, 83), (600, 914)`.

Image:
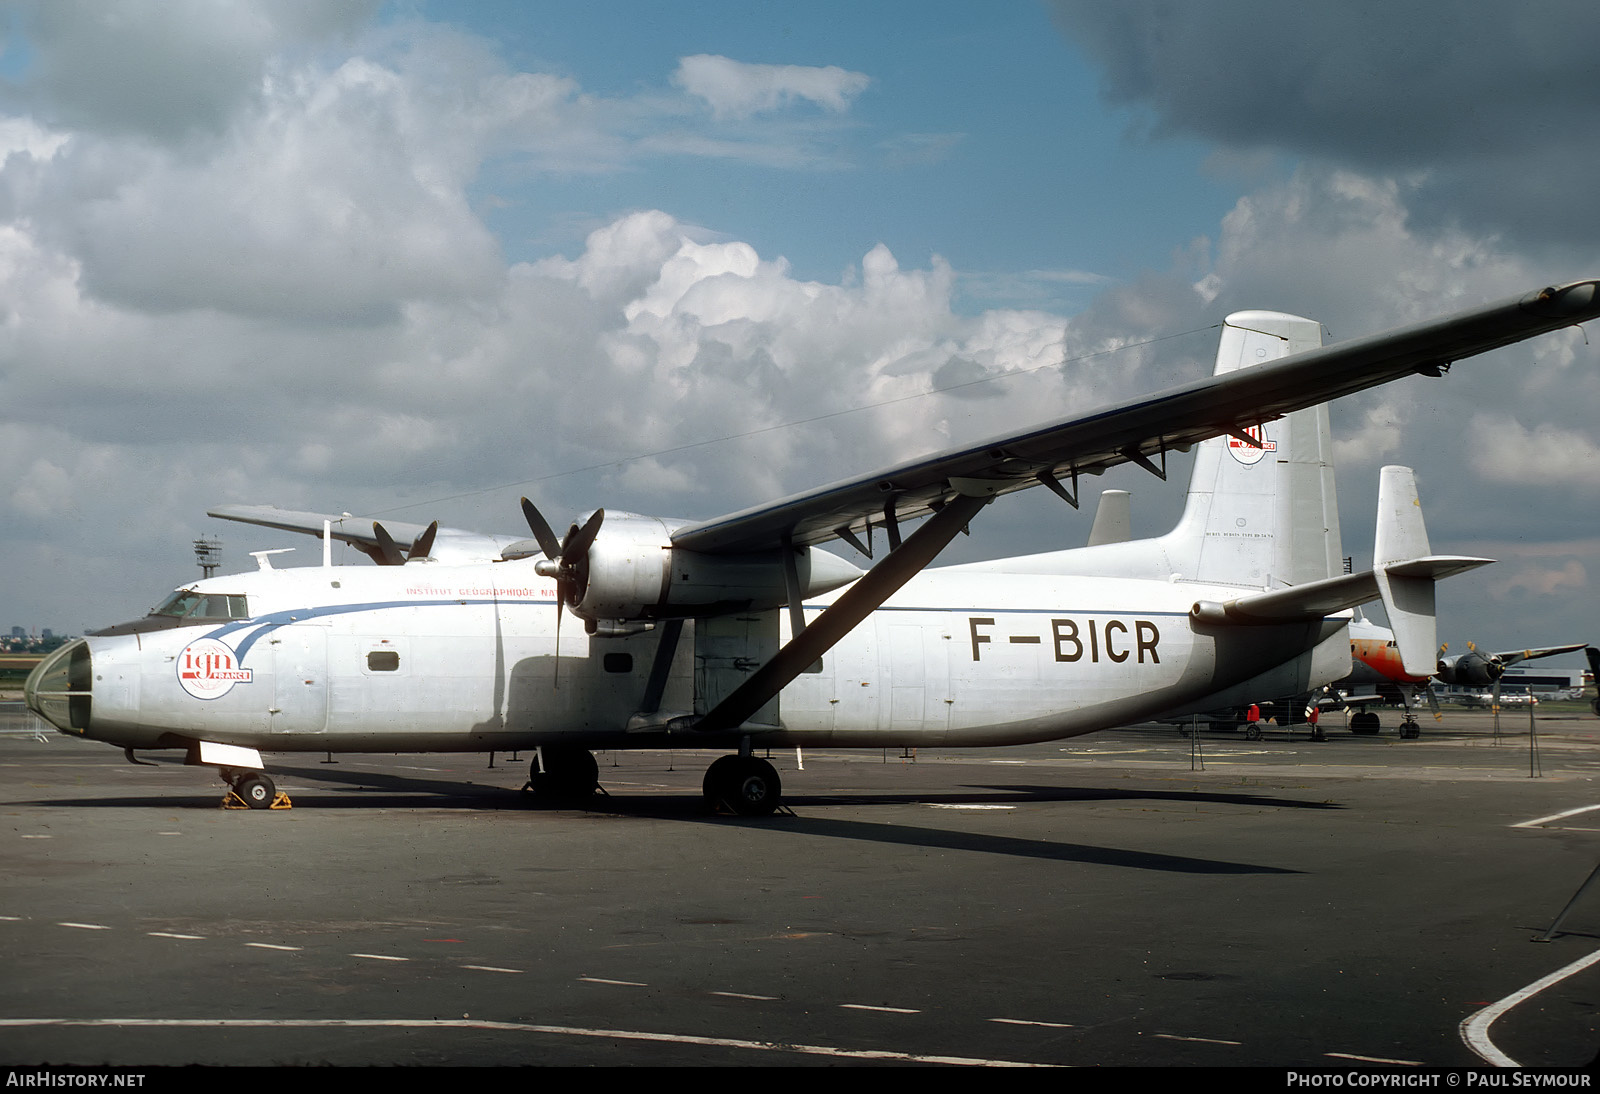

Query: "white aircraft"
(24, 282), (1600, 814)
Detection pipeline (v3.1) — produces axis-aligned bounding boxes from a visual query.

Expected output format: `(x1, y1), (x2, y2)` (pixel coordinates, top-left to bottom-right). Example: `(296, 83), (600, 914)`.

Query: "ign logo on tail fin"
(1227, 423), (1278, 466)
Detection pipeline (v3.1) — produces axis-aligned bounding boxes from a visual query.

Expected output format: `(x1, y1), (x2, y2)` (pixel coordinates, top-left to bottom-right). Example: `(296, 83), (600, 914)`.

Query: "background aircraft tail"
(975, 310), (1340, 590)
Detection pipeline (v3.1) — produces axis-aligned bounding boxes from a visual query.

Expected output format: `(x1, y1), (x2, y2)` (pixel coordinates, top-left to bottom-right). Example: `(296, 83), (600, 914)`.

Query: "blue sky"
(421, 0), (1245, 306)
(1, 0), (1597, 668)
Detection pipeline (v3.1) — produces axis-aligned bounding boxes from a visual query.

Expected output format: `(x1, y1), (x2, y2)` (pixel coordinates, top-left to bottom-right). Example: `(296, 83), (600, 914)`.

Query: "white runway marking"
(0, 1018), (1056, 1066)
(461, 965), (522, 974)
(711, 991), (778, 1000)
(841, 1004), (919, 1014)
(989, 1018), (1074, 1028)
(57, 922), (110, 930)
(580, 977), (646, 986)
(928, 803), (1015, 810)
(1512, 804), (1600, 829)
(1153, 1033), (1241, 1045)
(148, 932), (205, 940)
(351, 953), (408, 961)
(244, 943), (301, 951)
(1326, 1051), (1424, 1065)
(1460, 945), (1600, 1066)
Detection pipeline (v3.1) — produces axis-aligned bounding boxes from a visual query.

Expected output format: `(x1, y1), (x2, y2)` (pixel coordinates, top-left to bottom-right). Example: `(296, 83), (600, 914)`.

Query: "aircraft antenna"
(194, 537), (222, 579)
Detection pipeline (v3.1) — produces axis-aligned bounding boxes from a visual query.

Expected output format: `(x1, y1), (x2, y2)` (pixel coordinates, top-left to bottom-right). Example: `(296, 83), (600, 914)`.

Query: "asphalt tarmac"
(2, 702), (1599, 1069)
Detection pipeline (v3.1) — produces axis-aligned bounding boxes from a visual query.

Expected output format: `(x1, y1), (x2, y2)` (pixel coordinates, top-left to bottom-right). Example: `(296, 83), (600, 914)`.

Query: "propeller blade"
(565, 509), (605, 560)
(407, 521), (438, 562)
(371, 522), (406, 566)
(519, 498), (563, 561)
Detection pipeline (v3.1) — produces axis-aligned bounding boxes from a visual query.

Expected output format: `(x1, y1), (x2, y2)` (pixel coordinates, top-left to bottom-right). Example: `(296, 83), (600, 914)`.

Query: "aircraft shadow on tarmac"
(18, 758), (1315, 874)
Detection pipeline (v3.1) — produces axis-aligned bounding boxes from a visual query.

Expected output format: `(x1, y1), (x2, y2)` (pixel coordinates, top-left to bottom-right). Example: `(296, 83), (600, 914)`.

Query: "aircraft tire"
(236, 774), (275, 810)
(1592, 698), (1600, 718)
(704, 755), (781, 817)
(1399, 720), (1421, 740)
(1244, 723), (1262, 741)
(531, 747), (599, 800)
(1350, 712), (1381, 735)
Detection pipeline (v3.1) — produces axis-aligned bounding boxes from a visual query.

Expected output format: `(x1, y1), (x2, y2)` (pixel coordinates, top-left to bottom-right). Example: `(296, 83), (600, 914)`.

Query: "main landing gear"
(523, 746), (784, 816)
(703, 754), (782, 817)
(1349, 711), (1382, 735)
(523, 746), (603, 802)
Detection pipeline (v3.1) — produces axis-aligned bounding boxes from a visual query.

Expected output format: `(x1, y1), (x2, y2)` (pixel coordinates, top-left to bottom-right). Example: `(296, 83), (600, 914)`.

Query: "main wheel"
(1350, 711), (1381, 735)
(235, 774), (276, 810)
(704, 755), (781, 817)
(530, 747), (600, 800)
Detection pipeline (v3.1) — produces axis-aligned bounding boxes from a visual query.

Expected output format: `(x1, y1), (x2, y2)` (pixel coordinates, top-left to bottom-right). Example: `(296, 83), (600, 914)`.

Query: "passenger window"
(367, 651), (400, 672)
(603, 653), (633, 674)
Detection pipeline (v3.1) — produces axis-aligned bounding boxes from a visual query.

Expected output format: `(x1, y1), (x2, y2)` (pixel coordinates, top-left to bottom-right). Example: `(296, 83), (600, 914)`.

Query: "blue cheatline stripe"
(206, 598), (554, 660)
(203, 599), (1338, 663)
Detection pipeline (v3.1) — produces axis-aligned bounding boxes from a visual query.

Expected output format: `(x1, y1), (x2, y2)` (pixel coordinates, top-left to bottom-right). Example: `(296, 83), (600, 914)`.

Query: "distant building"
(1439, 666), (1587, 700)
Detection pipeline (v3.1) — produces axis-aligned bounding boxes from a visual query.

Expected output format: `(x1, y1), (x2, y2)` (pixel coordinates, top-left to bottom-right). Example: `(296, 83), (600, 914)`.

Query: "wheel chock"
(221, 790), (293, 810)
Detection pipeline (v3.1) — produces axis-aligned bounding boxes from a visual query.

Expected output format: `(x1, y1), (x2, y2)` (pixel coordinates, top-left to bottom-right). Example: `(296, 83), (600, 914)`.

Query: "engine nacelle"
(568, 511), (863, 622)
(1435, 650), (1503, 688)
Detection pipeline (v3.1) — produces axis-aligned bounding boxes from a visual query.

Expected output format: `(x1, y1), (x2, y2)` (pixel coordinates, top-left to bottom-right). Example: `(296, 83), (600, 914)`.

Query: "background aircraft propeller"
(371, 520), (439, 565)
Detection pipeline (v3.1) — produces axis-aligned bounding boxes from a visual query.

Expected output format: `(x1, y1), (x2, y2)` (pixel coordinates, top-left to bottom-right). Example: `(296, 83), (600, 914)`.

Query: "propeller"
(372, 520), (439, 565)
(520, 498), (605, 683)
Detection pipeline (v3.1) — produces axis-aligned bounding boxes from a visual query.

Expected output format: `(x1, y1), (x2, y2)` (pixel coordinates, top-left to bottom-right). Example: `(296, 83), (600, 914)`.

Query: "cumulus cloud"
(1467, 415), (1600, 490)
(13, 0), (376, 142)
(672, 55), (870, 120)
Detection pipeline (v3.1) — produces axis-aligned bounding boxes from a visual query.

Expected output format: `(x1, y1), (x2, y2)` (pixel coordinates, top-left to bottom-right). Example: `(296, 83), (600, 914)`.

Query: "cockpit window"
(151, 590), (249, 620)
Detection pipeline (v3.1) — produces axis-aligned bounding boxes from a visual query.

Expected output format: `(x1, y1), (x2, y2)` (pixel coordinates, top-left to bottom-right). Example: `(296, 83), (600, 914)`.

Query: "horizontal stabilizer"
(1190, 554), (1491, 626)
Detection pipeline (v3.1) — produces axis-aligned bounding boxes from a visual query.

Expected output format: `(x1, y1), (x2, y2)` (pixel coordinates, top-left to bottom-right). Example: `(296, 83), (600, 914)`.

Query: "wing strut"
(694, 490), (993, 734)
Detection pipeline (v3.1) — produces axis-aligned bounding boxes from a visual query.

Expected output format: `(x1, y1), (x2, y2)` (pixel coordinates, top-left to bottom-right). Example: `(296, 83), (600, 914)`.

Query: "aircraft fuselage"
(31, 558), (1352, 755)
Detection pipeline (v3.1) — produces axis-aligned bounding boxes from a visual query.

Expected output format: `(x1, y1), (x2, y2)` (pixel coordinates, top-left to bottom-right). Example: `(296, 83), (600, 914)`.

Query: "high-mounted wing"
(207, 505), (527, 566)
(1434, 640), (1592, 689)
(672, 281), (1600, 556)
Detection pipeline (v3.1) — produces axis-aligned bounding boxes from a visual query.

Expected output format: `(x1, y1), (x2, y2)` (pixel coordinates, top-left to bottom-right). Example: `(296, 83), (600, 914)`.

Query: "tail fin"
(1373, 465), (1447, 677)
(1190, 465), (1490, 646)
(991, 311), (1341, 589)
(1085, 490), (1131, 546)
(1162, 310), (1339, 589)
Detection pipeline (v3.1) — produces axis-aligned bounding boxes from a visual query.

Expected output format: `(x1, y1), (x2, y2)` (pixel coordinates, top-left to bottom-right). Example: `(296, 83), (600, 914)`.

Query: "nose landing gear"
(221, 770), (290, 810)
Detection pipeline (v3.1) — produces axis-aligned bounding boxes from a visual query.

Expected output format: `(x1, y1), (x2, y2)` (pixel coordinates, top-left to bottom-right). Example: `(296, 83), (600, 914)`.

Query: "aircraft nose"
(23, 638), (92, 735)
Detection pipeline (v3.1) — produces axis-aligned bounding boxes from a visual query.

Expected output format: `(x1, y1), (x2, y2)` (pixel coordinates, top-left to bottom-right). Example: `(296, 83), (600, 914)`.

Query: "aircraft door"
(270, 625), (328, 734)
(887, 618), (951, 735)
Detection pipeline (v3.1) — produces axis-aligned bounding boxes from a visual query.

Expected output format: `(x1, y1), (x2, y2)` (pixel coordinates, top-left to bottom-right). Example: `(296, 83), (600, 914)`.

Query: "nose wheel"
(222, 771), (289, 810)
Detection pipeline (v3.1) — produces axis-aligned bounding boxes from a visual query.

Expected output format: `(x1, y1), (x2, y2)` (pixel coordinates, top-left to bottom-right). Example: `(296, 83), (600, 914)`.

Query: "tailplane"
(1190, 465), (1490, 660)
